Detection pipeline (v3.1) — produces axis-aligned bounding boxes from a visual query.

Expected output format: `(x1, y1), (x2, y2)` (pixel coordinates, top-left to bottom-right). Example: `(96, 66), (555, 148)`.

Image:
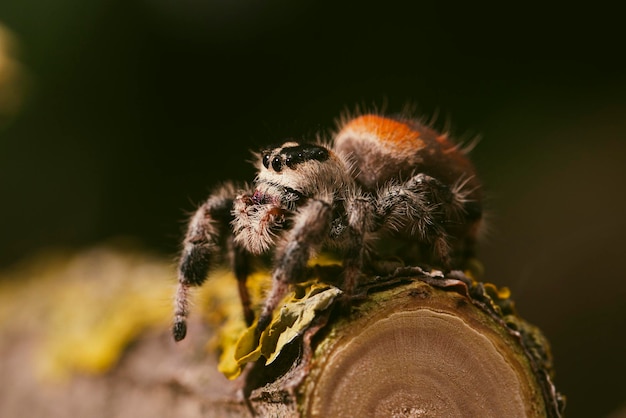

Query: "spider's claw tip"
(173, 320), (187, 342)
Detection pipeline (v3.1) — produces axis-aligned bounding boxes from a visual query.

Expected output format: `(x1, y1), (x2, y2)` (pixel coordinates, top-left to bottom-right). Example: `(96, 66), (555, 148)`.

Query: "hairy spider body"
(335, 114), (483, 262)
(173, 114), (483, 342)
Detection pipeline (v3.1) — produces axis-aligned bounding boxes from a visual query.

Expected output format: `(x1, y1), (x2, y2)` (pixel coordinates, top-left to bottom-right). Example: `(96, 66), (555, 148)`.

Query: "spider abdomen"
(334, 114), (481, 202)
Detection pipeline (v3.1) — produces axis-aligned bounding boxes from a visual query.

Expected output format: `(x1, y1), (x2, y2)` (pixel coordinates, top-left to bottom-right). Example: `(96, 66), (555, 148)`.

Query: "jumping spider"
(173, 113), (483, 341)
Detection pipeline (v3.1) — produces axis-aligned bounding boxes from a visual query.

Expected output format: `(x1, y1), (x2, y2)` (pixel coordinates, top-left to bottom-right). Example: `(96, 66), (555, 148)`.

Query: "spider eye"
(272, 156), (283, 172)
(262, 154), (270, 169)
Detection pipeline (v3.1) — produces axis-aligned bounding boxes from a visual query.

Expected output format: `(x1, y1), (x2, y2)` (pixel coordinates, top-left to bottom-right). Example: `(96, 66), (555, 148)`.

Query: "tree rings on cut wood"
(305, 282), (542, 417)
(248, 269), (565, 418)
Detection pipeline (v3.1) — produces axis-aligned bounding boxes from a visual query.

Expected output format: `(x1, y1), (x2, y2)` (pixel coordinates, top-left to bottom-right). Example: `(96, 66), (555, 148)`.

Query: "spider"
(172, 113), (483, 342)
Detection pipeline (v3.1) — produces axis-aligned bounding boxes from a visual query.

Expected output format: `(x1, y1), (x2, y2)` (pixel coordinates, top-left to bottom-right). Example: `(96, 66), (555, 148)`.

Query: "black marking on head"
(283, 144), (330, 169)
(261, 143), (330, 172)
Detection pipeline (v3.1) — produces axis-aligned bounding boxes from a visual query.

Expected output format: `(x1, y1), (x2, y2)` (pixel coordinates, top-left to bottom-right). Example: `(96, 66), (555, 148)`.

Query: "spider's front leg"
(256, 199), (333, 332)
(173, 183), (253, 341)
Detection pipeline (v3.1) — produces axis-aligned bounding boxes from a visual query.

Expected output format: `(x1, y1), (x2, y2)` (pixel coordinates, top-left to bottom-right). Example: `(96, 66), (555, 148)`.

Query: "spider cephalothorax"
(173, 113), (483, 341)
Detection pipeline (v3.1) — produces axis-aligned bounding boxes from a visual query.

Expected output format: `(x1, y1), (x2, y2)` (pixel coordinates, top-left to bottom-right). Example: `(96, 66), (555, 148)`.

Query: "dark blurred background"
(0, 1), (624, 416)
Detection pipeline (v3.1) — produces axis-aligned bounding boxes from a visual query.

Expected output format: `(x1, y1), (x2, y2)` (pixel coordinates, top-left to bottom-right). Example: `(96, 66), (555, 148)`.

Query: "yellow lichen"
(0, 246), (342, 382)
(0, 246), (174, 381)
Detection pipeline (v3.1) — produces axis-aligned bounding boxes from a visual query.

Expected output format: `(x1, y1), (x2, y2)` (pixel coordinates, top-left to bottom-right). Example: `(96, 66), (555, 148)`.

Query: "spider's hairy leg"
(450, 175), (483, 262)
(420, 174), (482, 266)
(230, 242), (255, 326)
(173, 183), (250, 341)
(342, 195), (374, 297)
(256, 199), (333, 333)
(375, 173), (471, 269)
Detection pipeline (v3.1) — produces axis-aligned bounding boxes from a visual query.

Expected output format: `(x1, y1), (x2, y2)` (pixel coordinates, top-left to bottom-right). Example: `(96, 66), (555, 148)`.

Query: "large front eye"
(272, 156), (283, 172)
(262, 153), (270, 169)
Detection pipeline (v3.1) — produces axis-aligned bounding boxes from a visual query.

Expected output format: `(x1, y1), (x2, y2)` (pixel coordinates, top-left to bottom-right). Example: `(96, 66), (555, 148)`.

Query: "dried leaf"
(219, 281), (342, 379)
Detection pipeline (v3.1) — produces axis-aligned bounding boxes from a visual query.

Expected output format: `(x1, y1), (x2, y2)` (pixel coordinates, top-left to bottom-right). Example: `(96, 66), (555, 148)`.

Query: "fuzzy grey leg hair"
(375, 173), (469, 268)
(342, 196), (374, 296)
(173, 183), (250, 341)
(256, 199), (333, 333)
